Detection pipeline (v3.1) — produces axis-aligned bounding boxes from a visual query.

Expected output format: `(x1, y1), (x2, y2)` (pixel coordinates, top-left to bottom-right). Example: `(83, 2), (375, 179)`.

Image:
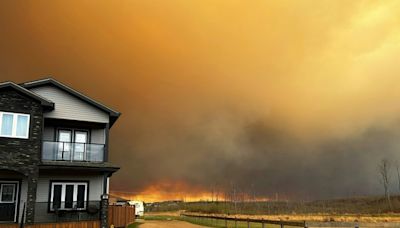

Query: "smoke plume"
(1, 0), (400, 200)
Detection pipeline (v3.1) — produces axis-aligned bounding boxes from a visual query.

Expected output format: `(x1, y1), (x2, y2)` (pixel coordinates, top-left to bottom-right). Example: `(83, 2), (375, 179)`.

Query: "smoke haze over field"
(2, 0), (400, 200)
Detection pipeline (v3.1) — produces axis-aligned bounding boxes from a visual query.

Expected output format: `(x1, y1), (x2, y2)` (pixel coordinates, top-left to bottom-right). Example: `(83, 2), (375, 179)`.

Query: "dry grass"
(183, 212), (400, 223)
(146, 196), (400, 223)
(147, 195), (400, 215)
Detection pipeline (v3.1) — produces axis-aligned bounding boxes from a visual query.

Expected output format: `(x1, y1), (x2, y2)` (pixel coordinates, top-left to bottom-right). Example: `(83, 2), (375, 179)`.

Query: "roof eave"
(0, 81), (55, 109)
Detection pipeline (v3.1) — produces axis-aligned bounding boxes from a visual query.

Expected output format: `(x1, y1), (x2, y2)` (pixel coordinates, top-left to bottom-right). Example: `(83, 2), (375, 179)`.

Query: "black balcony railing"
(34, 201), (101, 223)
(42, 141), (105, 162)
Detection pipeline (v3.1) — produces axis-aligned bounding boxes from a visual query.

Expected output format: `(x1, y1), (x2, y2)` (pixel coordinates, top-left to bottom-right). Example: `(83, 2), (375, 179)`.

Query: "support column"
(100, 194), (109, 228)
(25, 175), (38, 224)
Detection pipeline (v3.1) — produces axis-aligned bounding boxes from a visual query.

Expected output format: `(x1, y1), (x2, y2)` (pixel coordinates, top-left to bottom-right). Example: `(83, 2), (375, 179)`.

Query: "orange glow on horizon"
(110, 181), (221, 203)
(110, 181), (270, 203)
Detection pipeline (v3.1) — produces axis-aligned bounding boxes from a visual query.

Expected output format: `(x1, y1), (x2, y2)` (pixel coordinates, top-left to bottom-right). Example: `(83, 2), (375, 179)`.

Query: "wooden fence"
(0, 205), (134, 228)
(181, 213), (307, 228)
(108, 205), (135, 228)
(0, 221), (100, 228)
(0, 224), (18, 228)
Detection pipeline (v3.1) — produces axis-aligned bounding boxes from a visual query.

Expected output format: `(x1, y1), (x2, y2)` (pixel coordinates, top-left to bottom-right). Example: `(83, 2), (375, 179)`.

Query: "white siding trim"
(106, 177), (110, 194)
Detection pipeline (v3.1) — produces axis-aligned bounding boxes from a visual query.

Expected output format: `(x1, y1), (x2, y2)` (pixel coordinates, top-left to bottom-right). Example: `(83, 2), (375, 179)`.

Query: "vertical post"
(261, 219), (265, 228)
(19, 203), (25, 228)
(247, 218), (250, 228)
(125, 205), (128, 226)
(71, 142), (74, 162)
(280, 223), (284, 228)
(225, 217), (227, 228)
(235, 217), (237, 228)
(100, 194), (109, 228)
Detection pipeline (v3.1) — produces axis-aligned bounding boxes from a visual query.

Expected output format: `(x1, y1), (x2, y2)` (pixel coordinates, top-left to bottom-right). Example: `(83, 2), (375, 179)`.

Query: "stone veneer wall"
(0, 88), (43, 224)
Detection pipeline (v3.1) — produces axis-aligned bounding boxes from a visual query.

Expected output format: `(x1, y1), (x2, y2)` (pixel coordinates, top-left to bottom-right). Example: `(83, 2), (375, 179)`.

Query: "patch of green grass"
(126, 222), (143, 228)
(143, 215), (178, 221)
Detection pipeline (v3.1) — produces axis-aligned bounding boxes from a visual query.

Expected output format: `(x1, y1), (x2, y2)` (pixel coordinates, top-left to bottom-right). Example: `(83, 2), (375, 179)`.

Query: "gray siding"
(91, 129), (105, 144)
(30, 85), (109, 123)
(36, 174), (104, 202)
(43, 126), (55, 141)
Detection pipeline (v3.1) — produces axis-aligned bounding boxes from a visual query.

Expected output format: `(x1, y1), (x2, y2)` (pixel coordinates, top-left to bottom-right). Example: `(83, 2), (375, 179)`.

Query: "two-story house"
(0, 78), (120, 227)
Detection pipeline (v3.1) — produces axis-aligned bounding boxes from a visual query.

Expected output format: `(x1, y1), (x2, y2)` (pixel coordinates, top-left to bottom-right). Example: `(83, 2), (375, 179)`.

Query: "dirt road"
(139, 220), (207, 228)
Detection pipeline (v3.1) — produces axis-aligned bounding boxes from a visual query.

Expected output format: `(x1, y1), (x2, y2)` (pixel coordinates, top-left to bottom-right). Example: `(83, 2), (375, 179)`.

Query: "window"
(50, 182), (88, 211)
(0, 112), (30, 139)
(74, 131), (88, 161)
(0, 184), (16, 203)
(56, 129), (89, 161)
(57, 130), (72, 160)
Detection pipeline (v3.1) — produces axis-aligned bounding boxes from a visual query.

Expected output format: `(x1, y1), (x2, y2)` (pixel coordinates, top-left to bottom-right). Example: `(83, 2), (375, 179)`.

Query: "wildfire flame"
(110, 181), (270, 203)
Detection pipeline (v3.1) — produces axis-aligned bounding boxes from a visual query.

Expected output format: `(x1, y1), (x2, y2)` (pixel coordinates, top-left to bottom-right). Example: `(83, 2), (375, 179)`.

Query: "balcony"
(42, 141), (105, 162)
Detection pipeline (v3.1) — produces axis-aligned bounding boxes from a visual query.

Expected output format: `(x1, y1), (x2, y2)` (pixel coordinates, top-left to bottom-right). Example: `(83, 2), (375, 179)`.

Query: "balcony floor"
(39, 161), (120, 173)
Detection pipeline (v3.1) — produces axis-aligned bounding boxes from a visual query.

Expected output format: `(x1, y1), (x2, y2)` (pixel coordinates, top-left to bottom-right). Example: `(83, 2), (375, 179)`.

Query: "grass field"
(144, 212), (400, 228)
(143, 196), (400, 224)
(142, 214), (294, 228)
(146, 195), (400, 215)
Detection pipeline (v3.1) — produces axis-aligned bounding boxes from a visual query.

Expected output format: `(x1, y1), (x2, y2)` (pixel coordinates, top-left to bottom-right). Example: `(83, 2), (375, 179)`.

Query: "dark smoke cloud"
(110, 108), (400, 200)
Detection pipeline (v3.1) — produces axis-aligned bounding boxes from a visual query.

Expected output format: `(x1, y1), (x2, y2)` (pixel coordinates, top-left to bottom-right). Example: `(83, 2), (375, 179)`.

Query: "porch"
(34, 201), (101, 223)
(0, 204), (134, 228)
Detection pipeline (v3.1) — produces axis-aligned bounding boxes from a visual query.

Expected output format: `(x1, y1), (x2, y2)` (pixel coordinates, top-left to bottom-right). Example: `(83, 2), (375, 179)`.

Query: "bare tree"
(396, 161), (400, 193)
(229, 181), (238, 214)
(379, 159), (393, 210)
(210, 184), (214, 203)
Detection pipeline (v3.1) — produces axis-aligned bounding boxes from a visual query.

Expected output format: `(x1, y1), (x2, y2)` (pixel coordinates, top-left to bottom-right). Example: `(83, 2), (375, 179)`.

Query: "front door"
(0, 182), (19, 222)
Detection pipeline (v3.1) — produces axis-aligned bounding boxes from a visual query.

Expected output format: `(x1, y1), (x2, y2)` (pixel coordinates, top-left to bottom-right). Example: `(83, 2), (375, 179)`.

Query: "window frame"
(0, 183), (16, 203)
(56, 128), (90, 161)
(0, 181), (19, 223)
(49, 181), (89, 211)
(0, 111), (30, 139)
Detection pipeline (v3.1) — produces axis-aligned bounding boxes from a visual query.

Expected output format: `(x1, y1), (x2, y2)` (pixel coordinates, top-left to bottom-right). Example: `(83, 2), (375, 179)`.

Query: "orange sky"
(1, 1), (400, 201)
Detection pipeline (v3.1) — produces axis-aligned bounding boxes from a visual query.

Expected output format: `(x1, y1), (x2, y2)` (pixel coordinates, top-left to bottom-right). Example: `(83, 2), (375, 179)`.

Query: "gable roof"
(0, 81), (54, 109)
(22, 78), (121, 127)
